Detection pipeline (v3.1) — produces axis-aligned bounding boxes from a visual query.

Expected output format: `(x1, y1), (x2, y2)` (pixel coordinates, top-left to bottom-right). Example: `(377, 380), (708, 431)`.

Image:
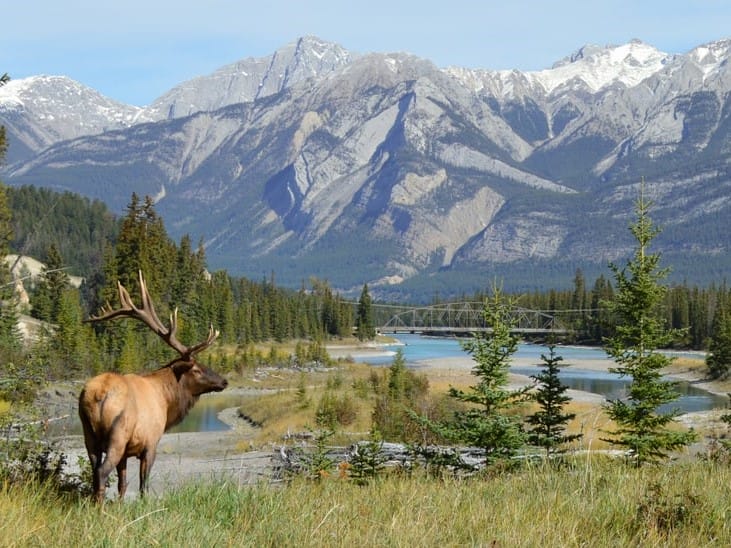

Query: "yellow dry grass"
(665, 356), (707, 374)
(232, 354), (623, 452)
(237, 362), (379, 445)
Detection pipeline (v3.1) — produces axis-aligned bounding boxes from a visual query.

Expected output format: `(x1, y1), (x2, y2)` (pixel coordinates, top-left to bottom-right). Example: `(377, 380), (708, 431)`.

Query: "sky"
(3, 1), (731, 106)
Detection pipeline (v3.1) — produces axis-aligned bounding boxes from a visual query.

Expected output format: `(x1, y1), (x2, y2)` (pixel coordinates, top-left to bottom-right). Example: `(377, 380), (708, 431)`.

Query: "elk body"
(78, 272), (228, 502)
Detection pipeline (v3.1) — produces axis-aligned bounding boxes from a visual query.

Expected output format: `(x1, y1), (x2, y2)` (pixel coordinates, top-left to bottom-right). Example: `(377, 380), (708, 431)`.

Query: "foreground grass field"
(3, 457), (731, 547)
(4, 346), (726, 546)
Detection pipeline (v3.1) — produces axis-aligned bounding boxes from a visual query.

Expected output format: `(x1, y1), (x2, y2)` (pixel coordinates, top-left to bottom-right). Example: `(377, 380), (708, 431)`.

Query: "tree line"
(2, 184), (731, 382)
(463, 269), (730, 351)
(4, 182), (731, 347)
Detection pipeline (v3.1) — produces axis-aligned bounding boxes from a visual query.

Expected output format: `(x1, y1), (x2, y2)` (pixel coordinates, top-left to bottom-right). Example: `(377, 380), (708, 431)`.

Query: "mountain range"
(1, 35), (730, 300)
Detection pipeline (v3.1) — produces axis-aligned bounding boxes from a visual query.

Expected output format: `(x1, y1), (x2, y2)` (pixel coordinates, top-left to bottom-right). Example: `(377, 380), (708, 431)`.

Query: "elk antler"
(90, 270), (219, 359)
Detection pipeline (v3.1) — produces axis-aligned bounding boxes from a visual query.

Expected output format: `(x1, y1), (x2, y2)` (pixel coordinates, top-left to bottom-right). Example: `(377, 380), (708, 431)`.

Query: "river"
(359, 333), (726, 414)
(52, 335), (726, 436)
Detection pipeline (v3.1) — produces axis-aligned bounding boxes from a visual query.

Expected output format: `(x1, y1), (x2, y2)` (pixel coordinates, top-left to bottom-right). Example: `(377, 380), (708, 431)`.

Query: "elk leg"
(116, 458), (129, 500)
(88, 449), (112, 504)
(95, 447), (124, 503)
(93, 458), (114, 504)
(88, 451), (101, 500)
(139, 447), (157, 497)
(80, 412), (105, 502)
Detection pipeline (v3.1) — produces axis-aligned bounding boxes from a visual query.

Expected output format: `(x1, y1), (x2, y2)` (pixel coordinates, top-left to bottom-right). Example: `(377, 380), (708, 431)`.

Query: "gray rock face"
(145, 36), (354, 120)
(2, 37), (730, 295)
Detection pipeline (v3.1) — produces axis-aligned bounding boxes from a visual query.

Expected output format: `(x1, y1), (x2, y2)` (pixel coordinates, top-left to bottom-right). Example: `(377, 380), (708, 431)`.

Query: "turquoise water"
(364, 333), (726, 414)
(371, 333), (706, 365)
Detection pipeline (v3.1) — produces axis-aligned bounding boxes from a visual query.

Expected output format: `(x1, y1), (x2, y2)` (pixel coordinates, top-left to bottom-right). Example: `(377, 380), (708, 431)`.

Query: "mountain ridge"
(1, 36), (730, 299)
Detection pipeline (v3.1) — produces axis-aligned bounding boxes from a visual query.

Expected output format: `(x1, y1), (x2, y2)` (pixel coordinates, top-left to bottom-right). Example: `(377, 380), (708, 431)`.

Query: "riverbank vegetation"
(234, 355), (622, 452)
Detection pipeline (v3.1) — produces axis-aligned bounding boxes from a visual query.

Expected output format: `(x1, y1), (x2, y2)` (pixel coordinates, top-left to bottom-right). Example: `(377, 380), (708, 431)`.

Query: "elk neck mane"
(143, 366), (199, 429)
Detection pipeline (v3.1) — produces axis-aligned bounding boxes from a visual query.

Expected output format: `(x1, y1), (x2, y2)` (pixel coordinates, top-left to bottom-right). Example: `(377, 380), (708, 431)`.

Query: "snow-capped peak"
(0, 77), (33, 108)
(0, 75), (83, 109)
(0, 75), (148, 161)
(0, 75), (144, 121)
(687, 38), (731, 77)
(528, 40), (670, 93)
(444, 40), (672, 99)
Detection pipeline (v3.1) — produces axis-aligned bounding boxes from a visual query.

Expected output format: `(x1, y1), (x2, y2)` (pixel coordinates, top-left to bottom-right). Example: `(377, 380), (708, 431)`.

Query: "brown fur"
(79, 358), (227, 502)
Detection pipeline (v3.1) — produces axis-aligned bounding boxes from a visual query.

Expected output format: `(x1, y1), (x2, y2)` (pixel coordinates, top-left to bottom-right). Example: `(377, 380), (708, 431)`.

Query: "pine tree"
(707, 296), (731, 380)
(438, 287), (529, 467)
(211, 270), (236, 343)
(116, 322), (146, 374)
(31, 243), (70, 323)
(114, 193), (176, 297)
(571, 268), (588, 337)
(312, 278), (352, 338)
(372, 349), (429, 442)
(51, 288), (87, 376)
(589, 275), (614, 342)
(348, 431), (386, 485)
(571, 268), (586, 310)
(356, 283), (375, 341)
(0, 81), (22, 354)
(526, 344), (582, 456)
(602, 185), (696, 465)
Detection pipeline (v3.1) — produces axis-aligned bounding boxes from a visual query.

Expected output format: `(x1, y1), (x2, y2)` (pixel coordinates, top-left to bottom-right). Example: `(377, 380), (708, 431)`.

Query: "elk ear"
(171, 361), (195, 380)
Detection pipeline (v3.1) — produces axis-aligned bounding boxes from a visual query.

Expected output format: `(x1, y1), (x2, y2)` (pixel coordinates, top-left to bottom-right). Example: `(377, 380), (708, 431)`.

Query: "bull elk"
(78, 271), (228, 502)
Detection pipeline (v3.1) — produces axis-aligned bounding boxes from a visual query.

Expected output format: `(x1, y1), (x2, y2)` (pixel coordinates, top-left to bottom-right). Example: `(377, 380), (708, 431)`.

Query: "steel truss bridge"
(376, 301), (572, 335)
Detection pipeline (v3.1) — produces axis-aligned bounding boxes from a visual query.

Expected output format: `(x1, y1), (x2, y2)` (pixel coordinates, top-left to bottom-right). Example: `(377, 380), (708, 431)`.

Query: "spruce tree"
(439, 287), (529, 467)
(0, 75), (22, 354)
(356, 283), (375, 341)
(31, 243), (70, 323)
(526, 344), (582, 456)
(707, 296), (731, 380)
(372, 349), (429, 442)
(602, 185), (695, 465)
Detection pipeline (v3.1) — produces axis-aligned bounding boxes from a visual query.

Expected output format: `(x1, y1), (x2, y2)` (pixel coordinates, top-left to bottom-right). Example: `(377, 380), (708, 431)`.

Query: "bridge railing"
(377, 302), (573, 334)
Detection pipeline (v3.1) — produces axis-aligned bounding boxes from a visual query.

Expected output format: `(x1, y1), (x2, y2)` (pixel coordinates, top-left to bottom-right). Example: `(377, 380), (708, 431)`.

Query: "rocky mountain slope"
(0, 75), (148, 165)
(1, 36), (730, 299)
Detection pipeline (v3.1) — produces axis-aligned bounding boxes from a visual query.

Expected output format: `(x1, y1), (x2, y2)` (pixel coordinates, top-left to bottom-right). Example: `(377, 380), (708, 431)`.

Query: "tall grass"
(3, 457), (731, 547)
